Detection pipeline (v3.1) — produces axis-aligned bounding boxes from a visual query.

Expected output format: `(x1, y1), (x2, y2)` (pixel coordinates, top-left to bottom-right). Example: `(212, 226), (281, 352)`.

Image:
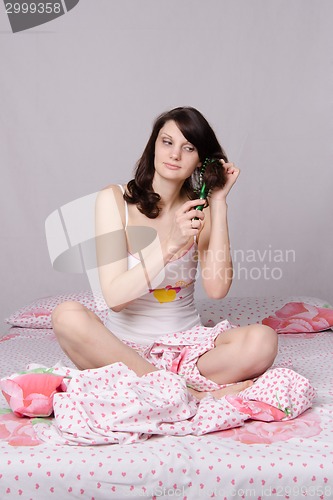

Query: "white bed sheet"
(1, 296), (333, 499)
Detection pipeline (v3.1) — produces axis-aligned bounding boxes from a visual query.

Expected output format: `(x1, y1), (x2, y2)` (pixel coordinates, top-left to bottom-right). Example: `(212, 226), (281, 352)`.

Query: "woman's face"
(154, 120), (201, 182)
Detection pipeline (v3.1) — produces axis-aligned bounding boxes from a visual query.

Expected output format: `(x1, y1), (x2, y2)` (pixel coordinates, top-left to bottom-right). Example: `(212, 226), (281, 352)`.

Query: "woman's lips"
(164, 162), (181, 170)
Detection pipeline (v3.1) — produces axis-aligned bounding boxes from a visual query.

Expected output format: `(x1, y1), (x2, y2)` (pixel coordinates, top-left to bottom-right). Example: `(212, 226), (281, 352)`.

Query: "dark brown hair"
(124, 107), (228, 218)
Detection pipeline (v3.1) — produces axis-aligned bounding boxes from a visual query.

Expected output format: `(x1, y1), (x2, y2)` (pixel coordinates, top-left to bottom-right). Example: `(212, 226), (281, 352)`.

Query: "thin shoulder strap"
(117, 184), (128, 228)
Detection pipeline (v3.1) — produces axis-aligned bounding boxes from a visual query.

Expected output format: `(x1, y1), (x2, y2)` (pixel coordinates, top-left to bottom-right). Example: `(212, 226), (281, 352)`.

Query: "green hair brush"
(195, 157), (216, 211)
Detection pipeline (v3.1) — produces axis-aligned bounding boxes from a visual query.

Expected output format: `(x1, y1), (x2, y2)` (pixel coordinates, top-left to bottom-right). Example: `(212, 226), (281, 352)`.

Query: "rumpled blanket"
(29, 362), (315, 446)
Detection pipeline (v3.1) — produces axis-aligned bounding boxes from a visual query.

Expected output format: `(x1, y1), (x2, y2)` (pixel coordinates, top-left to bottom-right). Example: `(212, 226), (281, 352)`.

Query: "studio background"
(1, 0), (332, 328)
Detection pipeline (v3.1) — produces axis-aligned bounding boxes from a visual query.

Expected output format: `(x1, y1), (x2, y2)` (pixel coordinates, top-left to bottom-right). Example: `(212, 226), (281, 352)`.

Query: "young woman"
(52, 107), (278, 400)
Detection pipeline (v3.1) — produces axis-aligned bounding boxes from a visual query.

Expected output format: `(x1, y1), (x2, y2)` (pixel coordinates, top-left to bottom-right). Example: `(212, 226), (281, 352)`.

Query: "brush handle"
(193, 183), (207, 219)
(195, 183), (207, 211)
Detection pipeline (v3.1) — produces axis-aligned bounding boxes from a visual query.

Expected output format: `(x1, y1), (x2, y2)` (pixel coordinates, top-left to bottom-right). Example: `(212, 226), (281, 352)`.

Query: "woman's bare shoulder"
(97, 183), (127, 200)
(95, 184), (127, 226)
(100, 183), (125, 192)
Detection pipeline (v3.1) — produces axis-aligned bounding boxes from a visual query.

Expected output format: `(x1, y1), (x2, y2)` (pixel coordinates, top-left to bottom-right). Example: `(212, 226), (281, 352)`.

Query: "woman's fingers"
(221, 160), (240, 176)
(190, 218), (201, 230)
(188, 208), (204, 220)
(169, 199), (206, 252)
(176, 202), (205, 226)
(178, 198), (206, 214)
(175, 208), (204, 237)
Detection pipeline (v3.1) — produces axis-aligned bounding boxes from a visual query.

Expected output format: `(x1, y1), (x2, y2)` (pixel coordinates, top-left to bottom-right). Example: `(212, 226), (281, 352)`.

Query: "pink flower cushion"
(0, 371), (67, 417)
(262, 302), (333, 334)
(5, 290), (109, 329)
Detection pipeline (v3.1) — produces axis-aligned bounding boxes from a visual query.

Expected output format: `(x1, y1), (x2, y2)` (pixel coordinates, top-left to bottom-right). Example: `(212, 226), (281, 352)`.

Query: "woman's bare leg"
(51, 301), (156, 376)
(52, 301), (253, 399)
(197, 324), (278, 386)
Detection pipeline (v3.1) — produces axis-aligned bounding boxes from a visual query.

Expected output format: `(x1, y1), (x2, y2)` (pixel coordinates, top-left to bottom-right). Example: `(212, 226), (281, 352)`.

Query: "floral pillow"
(5, 290), (109, 329)
(0, 368), (67, 417)
(262, 302), (333, 334)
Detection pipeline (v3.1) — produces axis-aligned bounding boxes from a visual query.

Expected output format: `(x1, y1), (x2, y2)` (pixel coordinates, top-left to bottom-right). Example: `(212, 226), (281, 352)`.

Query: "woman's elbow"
(202, 281), (232, 300)
(205, 289), (228, 300)
(104, 297), (127, 312)
(109, 302), (129, 313)
(109, 304), (122, 313)
(104, 292), (130, 312)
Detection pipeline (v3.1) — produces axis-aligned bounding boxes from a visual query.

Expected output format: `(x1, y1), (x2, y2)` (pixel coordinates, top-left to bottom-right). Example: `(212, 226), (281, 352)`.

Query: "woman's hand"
(166, 199), (205, 255)
(210, 160), (240, 201)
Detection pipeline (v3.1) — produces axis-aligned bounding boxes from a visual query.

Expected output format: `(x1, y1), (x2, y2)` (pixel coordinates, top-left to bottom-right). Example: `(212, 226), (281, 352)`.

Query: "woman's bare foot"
(188, 379), (253, 401)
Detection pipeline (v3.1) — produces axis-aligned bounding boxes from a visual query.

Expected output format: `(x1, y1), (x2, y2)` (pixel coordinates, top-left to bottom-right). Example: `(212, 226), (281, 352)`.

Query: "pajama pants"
(122, 320), (235, 392)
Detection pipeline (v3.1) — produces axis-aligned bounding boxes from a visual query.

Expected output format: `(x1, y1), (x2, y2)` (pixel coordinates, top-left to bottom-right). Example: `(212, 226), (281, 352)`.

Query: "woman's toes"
(211, 379), (253, 399)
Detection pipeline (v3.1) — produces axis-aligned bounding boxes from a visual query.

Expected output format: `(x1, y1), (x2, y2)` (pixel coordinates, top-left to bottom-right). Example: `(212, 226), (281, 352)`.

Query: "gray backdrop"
(1, 0), (332, 328)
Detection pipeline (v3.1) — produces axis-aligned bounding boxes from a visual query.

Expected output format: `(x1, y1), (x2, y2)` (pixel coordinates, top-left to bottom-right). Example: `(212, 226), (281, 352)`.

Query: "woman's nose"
(170, 147), (181, 160)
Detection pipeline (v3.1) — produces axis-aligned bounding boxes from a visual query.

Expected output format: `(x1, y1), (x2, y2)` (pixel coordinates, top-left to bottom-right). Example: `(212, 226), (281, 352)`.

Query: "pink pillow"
(0, 371), (67, 417)
(262, 302), (333, 333)
(5, 290), (109, 329)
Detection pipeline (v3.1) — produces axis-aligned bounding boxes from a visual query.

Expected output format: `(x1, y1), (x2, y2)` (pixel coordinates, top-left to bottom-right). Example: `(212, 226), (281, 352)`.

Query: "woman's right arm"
(95, 186), (171, 312)
(95, 186), (205, 311)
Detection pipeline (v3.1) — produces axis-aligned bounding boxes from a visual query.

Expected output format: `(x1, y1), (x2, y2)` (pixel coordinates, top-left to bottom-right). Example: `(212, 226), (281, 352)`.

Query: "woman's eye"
(163, 139), (172, 146)
(184, 146), (195, 152)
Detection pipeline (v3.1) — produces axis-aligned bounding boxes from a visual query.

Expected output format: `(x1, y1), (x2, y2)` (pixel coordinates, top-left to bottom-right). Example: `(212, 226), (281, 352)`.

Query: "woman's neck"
(152, 176), (185, 212)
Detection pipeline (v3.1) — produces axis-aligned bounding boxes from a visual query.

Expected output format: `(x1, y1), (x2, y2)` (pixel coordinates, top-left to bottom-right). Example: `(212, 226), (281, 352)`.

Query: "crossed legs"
(197, 324), (278, 385)
(51, 301), (277, 399)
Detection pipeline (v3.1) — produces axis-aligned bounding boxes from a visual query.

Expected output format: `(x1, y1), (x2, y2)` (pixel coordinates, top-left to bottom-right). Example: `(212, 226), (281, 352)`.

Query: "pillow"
(0, 369), (67, 417)
(5, 290), (109, 329)
(262, 302), (333, 334)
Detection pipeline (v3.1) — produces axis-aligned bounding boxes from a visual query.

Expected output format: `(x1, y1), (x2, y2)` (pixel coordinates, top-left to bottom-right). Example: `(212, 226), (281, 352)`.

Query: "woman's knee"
(51, 301), (93, 341)
(246, 324), (278, 372)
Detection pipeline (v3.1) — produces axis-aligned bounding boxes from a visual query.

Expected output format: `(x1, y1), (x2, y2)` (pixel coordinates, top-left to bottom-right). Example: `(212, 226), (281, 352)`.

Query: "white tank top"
(104, 185), (202, 346)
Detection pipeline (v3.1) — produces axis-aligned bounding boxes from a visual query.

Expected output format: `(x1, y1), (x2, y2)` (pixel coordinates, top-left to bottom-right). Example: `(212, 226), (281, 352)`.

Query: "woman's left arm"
(197, 162), (240, 299)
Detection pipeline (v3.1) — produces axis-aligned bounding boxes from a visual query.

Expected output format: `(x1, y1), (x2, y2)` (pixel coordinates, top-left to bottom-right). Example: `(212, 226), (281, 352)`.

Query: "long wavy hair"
(124, 106), (228, 218)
